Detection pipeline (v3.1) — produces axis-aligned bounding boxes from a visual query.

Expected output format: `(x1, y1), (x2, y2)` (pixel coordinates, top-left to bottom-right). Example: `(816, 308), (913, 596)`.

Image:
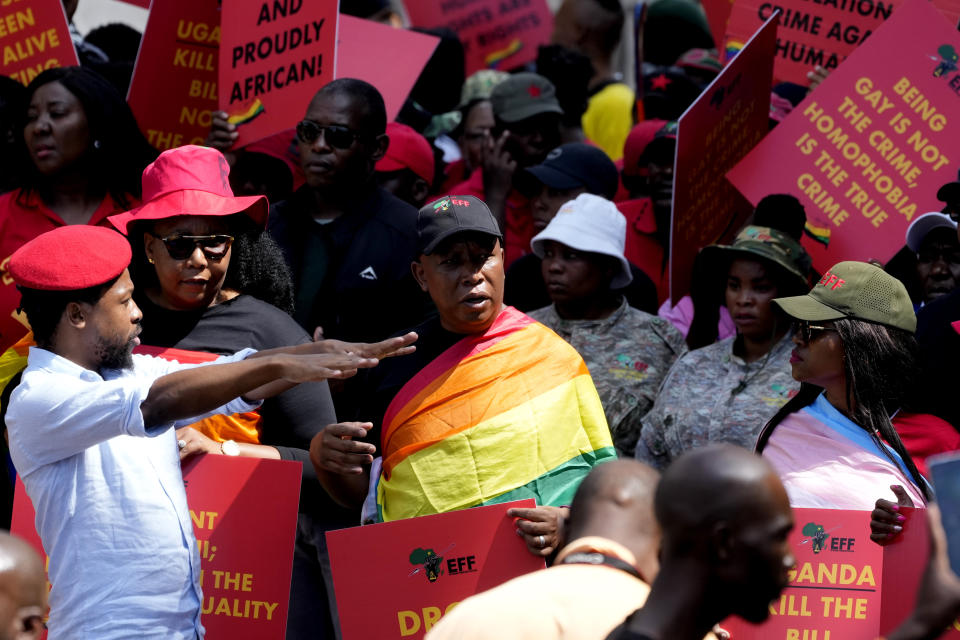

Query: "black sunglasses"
(150, 233), (234, 261)
(295, 120), (365, 149)
(793, 320), (838, 343)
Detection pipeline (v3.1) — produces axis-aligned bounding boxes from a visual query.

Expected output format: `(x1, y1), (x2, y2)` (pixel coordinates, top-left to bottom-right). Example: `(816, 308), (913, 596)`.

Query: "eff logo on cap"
(817, 271), (846, 290)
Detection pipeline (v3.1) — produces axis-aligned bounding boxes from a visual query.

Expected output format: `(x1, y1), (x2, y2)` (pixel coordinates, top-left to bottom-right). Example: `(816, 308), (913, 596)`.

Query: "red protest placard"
(218, 0), (337, 148)
(11, 455), (301, 640)
(403, 0), (552, 75)
(724, 508), (884, 639)
(126, 0), (220, 150)
(724, 507), (960, 639)
(336, 15), (439, 121)
(702, 0), (734, 56)
(727, 0), (960, 275)
(723, 0), (960, 86)
(1, 0), (78, 85)
(669, 12), (777, 303)
(326, 500), (546, 640)
(182, 455), (300, 638)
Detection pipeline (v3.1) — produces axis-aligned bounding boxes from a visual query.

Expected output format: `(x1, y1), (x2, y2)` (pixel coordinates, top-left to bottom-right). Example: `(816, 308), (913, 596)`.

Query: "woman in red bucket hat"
(109, 145), (389, 638)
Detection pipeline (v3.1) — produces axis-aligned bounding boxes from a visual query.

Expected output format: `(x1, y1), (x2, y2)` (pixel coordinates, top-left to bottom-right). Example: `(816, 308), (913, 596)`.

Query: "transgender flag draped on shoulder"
(376, 306), (616, 523)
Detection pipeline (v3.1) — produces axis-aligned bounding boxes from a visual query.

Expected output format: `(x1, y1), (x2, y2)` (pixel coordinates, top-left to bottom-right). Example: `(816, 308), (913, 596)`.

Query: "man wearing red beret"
(4, 225), (414, 639)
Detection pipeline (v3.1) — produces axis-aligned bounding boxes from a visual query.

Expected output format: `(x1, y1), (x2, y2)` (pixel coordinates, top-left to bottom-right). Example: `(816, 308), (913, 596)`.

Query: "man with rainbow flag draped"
(311, 195), (617, 554)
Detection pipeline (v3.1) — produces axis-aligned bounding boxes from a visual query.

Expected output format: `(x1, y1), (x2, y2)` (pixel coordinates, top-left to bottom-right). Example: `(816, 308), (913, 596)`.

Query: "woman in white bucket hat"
(528, 193), (687, 457)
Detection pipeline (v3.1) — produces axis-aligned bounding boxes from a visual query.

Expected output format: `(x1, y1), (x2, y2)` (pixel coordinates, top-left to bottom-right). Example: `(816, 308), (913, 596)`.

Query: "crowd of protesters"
(2, 0), (960, 638)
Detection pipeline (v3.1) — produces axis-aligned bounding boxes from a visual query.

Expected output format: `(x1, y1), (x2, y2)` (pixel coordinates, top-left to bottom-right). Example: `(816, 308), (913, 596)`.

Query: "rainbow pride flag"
(376, 306), (616, 523)
(0, 333), (31, 414)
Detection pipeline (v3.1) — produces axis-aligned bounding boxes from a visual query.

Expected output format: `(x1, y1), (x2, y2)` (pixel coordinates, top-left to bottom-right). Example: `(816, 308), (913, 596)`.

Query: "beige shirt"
(425, 537), (651, 640)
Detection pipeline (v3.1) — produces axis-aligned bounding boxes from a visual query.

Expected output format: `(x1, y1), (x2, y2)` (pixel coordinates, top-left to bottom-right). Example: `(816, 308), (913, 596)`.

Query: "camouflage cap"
(460, 69), (510, 107)
(700, 225), (811, 291)
(773, 261), (917, 333)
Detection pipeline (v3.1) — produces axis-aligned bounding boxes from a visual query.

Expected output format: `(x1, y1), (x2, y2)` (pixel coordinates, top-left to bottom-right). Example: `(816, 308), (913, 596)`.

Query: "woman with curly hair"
(109, 145), (382, 640)
(756, 261), (930, 509)
(0, 66), (156, 352)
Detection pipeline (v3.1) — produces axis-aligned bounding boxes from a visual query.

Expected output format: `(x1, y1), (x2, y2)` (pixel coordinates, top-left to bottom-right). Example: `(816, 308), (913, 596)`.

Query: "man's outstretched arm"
(141, 352), (377, 428)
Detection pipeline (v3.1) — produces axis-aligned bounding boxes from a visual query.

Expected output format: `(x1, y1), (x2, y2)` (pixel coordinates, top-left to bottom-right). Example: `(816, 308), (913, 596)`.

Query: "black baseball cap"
(417, 195), (502, 255)
(524, 143), (620, 200)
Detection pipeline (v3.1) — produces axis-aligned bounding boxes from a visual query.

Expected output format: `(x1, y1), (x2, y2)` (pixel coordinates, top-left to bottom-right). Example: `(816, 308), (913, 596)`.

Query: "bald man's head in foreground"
(0, 532), (45, 640)
(567, 459), (661, 581)
(657, 444), (795, 623)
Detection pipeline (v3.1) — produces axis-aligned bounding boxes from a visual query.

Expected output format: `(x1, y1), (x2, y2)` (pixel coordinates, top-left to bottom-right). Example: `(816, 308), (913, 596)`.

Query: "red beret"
(9, 226), (132, 291)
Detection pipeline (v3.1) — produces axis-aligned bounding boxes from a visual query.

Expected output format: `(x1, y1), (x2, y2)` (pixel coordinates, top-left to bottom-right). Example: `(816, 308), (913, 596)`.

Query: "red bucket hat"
(108, 145), (268, 235)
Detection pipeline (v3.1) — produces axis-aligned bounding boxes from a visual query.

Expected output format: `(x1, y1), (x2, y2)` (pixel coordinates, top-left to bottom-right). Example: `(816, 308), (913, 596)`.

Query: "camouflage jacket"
(635, 332), (800, 469)
(530, 299), (687, 457)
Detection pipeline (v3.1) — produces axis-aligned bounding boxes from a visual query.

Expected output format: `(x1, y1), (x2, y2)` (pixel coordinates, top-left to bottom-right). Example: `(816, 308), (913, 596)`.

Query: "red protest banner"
(11, 455), (301, 640)
(183, 455), (300, 638)
(403, 0), (552, 75)
(1, 0), (78, 85)
(669, 12), (777, 303)
(702, 0), (734, 56)
(126, 0), (220, 150)
(724, 507), (882, 639)
(327, 500), (546, 639)
(723, 0), (960, 86)
(218, 0), (337, 148)
(724, 507), (960, 638)
(336, 15), (439, 121)
(727, 0), (960, 274)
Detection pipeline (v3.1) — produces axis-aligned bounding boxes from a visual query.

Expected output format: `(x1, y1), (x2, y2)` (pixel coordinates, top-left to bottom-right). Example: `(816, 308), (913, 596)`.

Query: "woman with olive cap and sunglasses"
(756, 261), (929, 510)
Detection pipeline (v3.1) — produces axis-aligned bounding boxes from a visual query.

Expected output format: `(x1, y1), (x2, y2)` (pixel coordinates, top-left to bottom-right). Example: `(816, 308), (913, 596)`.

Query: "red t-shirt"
(893, 411), (960, 478)
(0, 189), (133, 352)
(448, 168), (532, 268)
(616, 197), (668, 303)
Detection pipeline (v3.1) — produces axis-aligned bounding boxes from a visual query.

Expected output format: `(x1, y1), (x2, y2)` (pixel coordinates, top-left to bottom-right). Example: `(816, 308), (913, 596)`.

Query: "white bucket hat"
(530, 193), (633, 289)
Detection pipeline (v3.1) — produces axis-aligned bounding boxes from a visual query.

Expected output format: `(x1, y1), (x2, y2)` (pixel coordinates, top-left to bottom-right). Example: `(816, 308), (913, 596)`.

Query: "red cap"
(9, 226), (132, 291)
(622, 119), (667, 177)
(375, 122), (435, 183)
(108, 145), (268, 235)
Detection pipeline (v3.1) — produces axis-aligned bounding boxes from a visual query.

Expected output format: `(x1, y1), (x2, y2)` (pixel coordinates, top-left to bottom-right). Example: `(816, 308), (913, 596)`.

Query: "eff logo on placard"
(407, 543), (478, 583)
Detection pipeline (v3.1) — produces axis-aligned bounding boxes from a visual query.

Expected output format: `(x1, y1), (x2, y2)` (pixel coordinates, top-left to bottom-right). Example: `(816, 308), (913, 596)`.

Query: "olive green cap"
(773, 261), (917, 333)
(490, 73), (563, 124)
(700, 225), (811, 290)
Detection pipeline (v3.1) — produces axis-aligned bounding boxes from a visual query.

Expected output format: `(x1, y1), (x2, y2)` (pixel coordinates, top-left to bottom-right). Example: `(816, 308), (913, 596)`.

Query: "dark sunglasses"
(150, 233), (233, 261)
(295, 120), (364, 149)
(793, 320), (838, 343)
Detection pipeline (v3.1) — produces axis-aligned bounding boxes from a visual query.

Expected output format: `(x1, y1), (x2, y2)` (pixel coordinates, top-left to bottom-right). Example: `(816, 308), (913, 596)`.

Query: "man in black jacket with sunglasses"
(268, 78), (429, 343)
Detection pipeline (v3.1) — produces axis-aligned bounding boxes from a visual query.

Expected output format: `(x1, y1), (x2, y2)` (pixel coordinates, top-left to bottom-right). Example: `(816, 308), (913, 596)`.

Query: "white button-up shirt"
(7, 347), (259, 640)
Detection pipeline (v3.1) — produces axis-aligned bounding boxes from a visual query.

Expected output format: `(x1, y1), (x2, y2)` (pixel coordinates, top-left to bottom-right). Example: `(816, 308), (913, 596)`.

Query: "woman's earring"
(93, 140), (102, 150)
(147, 257), (155, 264)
